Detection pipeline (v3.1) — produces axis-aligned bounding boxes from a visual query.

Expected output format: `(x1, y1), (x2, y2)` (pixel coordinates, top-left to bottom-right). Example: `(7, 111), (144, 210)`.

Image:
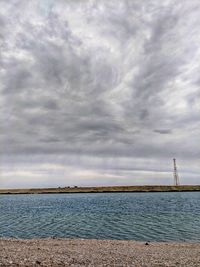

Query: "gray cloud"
(154, 129), (172, 135)
(0, 0), (200, 187)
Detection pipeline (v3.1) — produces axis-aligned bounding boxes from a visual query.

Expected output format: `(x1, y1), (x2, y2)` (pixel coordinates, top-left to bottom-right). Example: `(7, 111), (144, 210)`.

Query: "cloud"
(0, 0), (199, 187)
(154, 129), (172, 135)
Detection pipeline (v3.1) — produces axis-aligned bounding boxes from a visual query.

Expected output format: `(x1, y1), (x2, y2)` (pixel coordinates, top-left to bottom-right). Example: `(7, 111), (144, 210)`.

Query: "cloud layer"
(0, 0), (199, 187)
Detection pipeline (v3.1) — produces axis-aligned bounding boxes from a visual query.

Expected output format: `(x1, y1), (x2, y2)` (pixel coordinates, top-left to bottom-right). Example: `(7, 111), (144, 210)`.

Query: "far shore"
(0, 185), (200, 195)
(1, 238), (200, 266)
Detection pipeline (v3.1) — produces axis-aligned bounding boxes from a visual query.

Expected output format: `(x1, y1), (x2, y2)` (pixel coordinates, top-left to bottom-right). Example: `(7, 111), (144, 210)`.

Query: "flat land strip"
(0, 185), (200, 194)
(0, 238), (200, 266)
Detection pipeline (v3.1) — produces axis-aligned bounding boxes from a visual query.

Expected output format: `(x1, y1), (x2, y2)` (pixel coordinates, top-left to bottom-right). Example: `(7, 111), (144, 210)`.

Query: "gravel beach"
(0, 238), (200, 266)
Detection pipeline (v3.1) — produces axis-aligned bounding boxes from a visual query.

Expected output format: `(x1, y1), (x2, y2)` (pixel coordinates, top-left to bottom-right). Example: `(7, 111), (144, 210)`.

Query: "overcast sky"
(0, 0), (199, 188)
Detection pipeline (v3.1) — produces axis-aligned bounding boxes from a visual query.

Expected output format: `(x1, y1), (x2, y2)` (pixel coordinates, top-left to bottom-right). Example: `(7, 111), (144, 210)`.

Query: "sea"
(0, 192), (200, 241)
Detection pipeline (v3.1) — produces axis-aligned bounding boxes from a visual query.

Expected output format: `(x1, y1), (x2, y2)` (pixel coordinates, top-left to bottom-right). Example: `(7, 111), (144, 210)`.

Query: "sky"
(0, 0), (199, 188)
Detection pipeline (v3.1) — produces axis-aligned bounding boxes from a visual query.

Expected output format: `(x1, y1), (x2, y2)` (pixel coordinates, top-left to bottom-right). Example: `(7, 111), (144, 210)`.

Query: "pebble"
(0, 238), (200, 266)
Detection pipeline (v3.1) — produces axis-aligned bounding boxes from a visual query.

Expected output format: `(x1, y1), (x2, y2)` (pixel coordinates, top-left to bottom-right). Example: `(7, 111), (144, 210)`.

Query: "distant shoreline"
(0, 185), (200, 194)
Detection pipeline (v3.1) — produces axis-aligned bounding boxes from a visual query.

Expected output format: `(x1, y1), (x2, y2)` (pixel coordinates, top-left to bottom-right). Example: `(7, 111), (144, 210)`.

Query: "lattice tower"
(173, 158), (180, 186)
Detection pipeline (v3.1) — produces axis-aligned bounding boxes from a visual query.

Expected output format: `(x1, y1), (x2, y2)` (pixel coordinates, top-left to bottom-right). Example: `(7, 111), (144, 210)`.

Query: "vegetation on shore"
(0, 185), (200, 194)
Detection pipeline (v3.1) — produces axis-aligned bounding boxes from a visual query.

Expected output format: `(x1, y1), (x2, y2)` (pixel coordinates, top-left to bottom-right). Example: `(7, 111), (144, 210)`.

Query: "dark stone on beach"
(145, 242), (149, 245)
(35, 260), (41, 265)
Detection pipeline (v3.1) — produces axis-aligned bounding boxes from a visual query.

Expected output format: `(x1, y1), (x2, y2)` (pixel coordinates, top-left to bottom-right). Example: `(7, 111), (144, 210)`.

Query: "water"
(0, 192), (200, 241)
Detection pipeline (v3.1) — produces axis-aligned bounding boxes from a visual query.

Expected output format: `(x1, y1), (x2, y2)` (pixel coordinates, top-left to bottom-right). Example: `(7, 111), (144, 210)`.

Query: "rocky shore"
(0, 238), (200, 266)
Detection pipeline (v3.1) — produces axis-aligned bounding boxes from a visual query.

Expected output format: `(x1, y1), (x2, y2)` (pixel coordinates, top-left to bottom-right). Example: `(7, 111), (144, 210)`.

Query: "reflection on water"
(0, 192), (200, 241)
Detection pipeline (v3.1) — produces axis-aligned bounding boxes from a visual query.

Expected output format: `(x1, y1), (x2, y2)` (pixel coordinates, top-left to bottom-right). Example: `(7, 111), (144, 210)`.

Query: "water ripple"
(0, 192), (200, 241)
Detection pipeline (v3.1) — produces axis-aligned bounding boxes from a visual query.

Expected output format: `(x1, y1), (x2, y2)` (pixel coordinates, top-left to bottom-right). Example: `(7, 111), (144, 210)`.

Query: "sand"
(0, 238), (200, 266)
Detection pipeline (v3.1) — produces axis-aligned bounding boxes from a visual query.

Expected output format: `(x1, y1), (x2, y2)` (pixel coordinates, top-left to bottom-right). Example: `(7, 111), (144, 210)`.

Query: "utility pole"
(173, 158), (180, 186)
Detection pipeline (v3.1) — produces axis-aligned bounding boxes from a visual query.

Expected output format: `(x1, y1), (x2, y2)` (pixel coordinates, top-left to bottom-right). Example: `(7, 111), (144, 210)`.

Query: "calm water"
(0, 192), (200, 241)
